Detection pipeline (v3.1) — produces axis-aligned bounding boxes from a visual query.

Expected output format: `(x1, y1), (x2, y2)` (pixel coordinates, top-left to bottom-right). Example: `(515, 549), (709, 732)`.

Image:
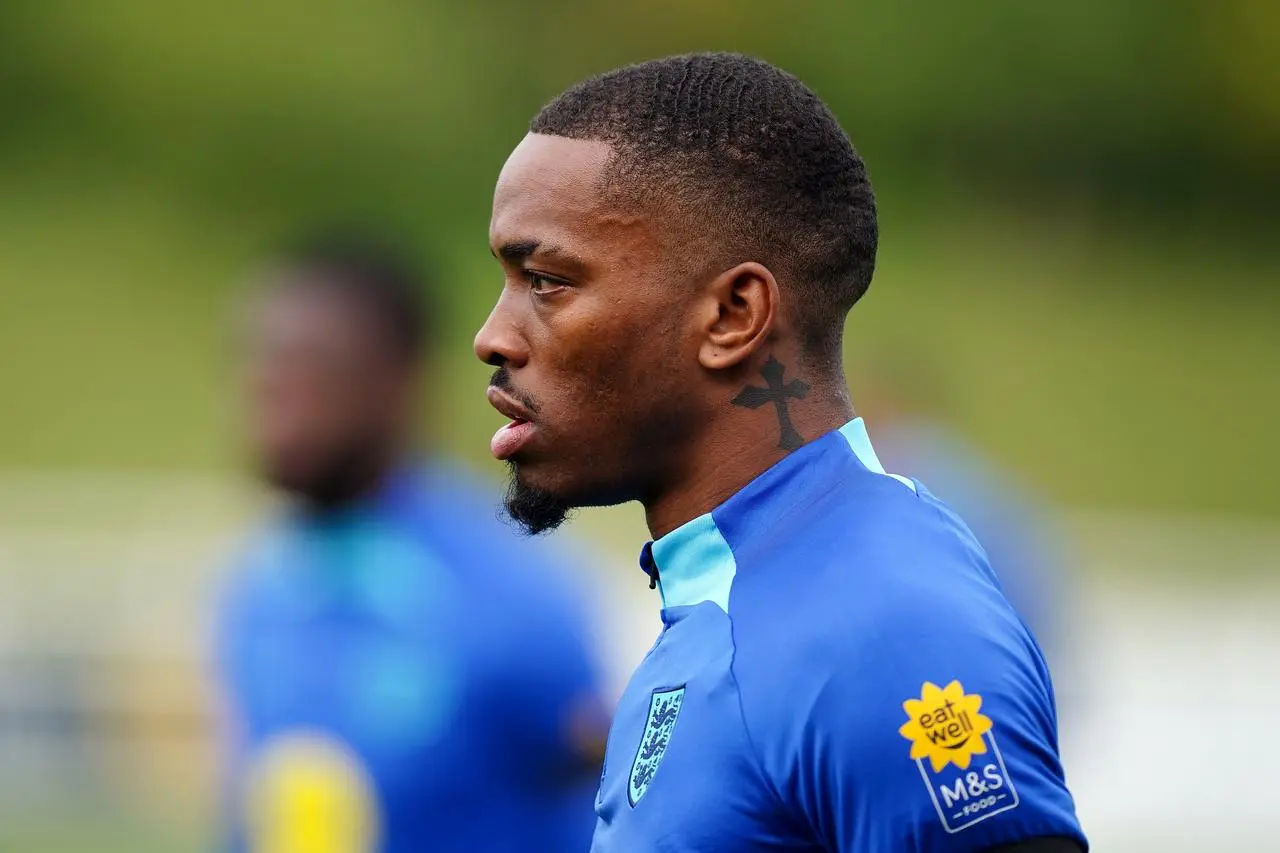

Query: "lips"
(486, 386), (538, 460)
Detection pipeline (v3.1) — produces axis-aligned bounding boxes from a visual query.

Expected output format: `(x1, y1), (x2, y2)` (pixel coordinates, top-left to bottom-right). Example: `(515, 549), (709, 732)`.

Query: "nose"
(474, 288), (528, 369)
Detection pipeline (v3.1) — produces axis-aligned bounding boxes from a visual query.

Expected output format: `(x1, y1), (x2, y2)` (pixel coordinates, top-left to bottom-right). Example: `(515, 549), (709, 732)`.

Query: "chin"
(503, 463), (576, 535)
(503, 458), (639, 535)
(259, 452), (370, 508)
(261, 461), (315, 497)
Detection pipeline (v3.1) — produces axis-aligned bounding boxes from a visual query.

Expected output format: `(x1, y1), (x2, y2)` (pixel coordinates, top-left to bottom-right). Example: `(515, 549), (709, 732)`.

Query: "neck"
(643, 372), (854, 539)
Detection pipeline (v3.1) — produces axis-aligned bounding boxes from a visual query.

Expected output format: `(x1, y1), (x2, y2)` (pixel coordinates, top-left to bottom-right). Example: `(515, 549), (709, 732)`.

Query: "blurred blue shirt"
(216, 462), (604, 853)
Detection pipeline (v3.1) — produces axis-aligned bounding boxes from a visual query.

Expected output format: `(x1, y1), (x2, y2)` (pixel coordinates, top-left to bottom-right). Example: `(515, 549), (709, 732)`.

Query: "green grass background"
(1, 3), (1277, 849)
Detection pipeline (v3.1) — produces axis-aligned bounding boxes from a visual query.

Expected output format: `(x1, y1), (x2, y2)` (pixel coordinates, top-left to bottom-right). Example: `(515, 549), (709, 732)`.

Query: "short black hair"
(269, 231), (430, 362)
(531, 53), (877, 363)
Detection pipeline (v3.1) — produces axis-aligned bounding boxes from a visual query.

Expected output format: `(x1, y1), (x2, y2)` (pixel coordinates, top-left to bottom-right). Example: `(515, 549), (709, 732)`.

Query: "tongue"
(490, 420), (533, 460)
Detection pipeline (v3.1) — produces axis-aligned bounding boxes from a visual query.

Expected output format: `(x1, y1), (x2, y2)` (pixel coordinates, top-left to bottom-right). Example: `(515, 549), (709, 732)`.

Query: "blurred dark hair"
(268, 230), (432, 362)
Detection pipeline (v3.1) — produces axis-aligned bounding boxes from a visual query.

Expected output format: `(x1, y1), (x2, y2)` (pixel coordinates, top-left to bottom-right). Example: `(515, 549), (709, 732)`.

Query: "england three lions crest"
(628, 686), (685, 806)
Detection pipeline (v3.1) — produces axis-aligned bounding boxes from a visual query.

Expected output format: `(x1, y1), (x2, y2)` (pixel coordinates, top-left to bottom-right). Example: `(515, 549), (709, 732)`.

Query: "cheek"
(571, 315), (648, 385)
(249, 380), (319, 448)
(566, 319), (688, 429)
(533, 283), (692, 434)
(250, 377), (367, 454)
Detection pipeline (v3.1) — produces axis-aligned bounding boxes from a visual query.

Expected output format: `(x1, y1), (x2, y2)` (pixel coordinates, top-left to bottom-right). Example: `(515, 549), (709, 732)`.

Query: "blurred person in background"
(215, 234), (608, 853)
(852, 350), (1075, 689)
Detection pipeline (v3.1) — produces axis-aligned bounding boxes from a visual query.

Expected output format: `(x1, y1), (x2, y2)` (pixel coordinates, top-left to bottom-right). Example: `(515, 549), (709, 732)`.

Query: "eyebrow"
(495, 240), (583, 267)
(496, 240), (541, 262)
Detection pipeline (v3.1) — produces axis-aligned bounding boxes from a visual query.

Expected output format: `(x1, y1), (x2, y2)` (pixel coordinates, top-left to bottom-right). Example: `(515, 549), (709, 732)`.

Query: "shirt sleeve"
(753, 593), (1087, 852)
(737, 568), (1085, 845)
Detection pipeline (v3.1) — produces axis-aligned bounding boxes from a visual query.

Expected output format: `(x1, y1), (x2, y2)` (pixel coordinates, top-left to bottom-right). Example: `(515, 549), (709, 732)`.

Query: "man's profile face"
(476, 134), (702, 533)
(243, 281), (410, 503)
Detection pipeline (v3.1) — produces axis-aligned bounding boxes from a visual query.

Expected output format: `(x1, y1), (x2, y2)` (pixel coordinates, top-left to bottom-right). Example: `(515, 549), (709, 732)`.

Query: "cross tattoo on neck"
(731, 356), (810, 451)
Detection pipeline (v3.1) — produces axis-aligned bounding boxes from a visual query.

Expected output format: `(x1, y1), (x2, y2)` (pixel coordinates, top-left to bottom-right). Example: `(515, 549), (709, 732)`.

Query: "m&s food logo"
(898, 680), (1019, 833)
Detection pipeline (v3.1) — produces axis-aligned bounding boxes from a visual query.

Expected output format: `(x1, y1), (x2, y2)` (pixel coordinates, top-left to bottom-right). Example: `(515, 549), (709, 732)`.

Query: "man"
(216, 235), (607, 853)
(475, 54), (1086, 852)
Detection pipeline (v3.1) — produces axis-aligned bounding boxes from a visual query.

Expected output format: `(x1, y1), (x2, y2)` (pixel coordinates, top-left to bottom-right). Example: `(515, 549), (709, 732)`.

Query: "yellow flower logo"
(898, 680), (994, 772)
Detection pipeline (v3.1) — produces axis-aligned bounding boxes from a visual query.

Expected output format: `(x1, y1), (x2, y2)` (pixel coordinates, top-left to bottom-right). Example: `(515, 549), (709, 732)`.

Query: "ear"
(697, 262), (779, 371)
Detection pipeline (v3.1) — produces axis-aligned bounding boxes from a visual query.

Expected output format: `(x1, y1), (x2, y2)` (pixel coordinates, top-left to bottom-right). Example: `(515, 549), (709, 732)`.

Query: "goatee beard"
(503, 463), (574, 535)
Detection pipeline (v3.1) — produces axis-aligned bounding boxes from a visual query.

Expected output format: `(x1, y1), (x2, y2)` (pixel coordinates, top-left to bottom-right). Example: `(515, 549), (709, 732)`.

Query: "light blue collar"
(641, 418), (912, 613)
(649, 513), (737, 612)
(837, 417), (916, 491)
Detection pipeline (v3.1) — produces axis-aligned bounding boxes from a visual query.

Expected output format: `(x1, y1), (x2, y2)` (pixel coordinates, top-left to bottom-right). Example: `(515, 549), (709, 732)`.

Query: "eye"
(525, 271), (567, 295)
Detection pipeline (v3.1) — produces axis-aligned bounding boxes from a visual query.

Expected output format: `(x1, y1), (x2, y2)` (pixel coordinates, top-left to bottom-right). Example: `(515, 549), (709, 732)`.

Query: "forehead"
(490, 134), (651, 260)
(250, 277), (377, 351)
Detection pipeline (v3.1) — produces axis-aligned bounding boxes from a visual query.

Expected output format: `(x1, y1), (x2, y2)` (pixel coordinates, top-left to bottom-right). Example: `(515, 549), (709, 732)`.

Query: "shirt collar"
(639, 418), (909, 613)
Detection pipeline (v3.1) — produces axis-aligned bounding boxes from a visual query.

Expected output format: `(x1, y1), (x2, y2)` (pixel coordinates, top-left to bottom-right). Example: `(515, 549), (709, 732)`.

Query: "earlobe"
(698, 262), (779, 371)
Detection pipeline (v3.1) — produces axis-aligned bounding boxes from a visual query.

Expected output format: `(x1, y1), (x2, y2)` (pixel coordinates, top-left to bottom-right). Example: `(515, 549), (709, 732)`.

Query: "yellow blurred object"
(243, 733), (380, 853)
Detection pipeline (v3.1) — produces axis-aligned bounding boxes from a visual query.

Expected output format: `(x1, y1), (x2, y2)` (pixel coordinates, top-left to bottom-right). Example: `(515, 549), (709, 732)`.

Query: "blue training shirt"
(591, 419), (1086, 852)
(217, 462), (603, 853)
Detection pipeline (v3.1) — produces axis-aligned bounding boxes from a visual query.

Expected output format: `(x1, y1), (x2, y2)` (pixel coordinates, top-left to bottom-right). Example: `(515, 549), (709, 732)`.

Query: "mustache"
(489, 367), (541, 415)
